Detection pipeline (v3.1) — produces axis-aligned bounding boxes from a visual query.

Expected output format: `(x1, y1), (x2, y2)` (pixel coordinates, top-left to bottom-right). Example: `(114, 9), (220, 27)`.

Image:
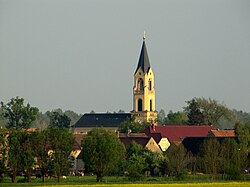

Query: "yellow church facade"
(132, 35), (158, 124)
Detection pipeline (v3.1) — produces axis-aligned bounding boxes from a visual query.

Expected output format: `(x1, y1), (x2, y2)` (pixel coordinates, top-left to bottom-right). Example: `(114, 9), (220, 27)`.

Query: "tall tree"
(220, 138), (242, 180)
(32, 129), (52, 182)
(184, 99), (205, 125)
(157, 109), (166, 125)
(184, 97), (233, 127)
(165, 144), (190, 179)
(165, 110), (188, 125)
(82, 128), (125, 182)
(199, 138), (220, 180)
(1, 97), (38, 129)
(0, 128), (7, 182)
(48, 111), (71, 129)
(7, 129), (23, 183)
(48, 128), (75, 182)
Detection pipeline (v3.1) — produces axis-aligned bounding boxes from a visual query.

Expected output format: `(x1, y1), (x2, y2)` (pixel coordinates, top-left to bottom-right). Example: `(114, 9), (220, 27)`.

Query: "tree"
(199, 138), (220, 179)
(165, 110), (187, 125)
(20, 130), (36, 182)
(7, 129), (24, 183)
(32, 129), (51, 182)
(126, 154), (147, 181)
(48, 128), (75, 182)
(1, 97), (39, 129)
(48, 111), (71, 129)
(184, 99), (205, 125)
(184, 97), (233, 128)
(118, 119), (149, 133)
(220, 138), (242, 180)
(82, 128), (125, 182)
(126, 141), (144, 158)
(64, 110), (81, 126)
(165, 144), (190, 180)
(0, 128), (7, 182)
(157, 109), (166, 125)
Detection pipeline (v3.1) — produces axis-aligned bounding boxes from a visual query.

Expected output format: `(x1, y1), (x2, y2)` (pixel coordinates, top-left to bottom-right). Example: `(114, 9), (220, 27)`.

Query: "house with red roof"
(142, 125), (214, 151)
(208, 129), (235, 137)
(118, 132), (162, 153)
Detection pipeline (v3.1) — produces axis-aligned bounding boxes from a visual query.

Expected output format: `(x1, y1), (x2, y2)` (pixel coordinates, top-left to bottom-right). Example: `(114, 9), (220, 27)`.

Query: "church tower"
(132, 34), (158, 124)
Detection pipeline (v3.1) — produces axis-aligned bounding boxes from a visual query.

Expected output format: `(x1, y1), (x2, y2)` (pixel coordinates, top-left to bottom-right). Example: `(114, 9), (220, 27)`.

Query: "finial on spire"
(143, 31), (146, 40)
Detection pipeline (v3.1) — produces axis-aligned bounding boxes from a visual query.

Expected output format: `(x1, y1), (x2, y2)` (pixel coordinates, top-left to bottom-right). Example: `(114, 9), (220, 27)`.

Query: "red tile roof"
(142, 125), (214, 143)
(119, 133), (150, 148)
(209, 130), (235, 137)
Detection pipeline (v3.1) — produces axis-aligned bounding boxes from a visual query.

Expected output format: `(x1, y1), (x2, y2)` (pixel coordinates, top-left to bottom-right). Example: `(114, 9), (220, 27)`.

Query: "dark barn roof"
(182, 136), (236, 155)
(72, 113), (131, 128)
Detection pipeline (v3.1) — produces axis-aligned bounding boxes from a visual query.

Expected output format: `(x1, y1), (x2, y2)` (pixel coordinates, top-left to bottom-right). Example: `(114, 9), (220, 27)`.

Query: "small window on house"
(150, 100), (153, 111)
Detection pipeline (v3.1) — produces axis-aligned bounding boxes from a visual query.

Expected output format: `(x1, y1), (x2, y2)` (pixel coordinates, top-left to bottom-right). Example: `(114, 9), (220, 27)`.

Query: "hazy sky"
(1, 0), (250, 114)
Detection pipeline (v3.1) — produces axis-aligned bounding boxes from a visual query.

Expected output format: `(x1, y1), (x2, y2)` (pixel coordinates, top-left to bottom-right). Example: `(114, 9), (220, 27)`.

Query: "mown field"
(1, 175), (250, 187)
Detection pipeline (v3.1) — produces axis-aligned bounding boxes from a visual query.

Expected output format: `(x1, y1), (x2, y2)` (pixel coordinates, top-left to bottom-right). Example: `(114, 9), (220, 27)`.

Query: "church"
(72, 34), (158, 134)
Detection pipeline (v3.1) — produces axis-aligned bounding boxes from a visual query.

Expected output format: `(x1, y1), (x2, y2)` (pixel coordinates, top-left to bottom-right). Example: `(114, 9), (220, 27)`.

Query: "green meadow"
(1, 176), (250, 187)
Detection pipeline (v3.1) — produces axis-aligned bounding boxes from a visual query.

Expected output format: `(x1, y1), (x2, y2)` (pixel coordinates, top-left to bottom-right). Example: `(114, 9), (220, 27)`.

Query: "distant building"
(118, 132), (162, 153)
(71, 113), (131, 134)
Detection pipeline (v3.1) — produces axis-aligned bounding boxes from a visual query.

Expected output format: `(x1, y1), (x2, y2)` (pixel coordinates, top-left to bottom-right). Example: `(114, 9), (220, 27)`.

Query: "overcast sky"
(1, 0), (250, 114)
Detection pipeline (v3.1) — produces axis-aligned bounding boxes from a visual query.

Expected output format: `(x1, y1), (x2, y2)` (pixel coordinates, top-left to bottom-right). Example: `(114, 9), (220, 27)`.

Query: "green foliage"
(220, 139), (242, 180)
(184, 98), (205, 125)
(1, 97), (39, 129)
(126, 154), (147, 181)
(118, 119), (149, 133)
(199, 138), (220, 180)
(165, 144), (189, 180)
(82, 128), (125, 182)
(184, 97), (234, 128)
(233, 110), (250, 127)
(32, 129), (51, 182)
(143, 151), (165, 176)
(157, 109), (166, 125)
(7, 129), (25, 183)
(126, 141), (144, 158)
(48, 111), (71, 129)
(165, 110), (187, 125)
(0, 128), (8, 182)
(48, 128), (75, 182)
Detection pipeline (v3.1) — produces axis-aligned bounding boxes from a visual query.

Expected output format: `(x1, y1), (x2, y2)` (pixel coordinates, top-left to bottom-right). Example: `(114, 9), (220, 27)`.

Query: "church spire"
(135, 32), (151, 74)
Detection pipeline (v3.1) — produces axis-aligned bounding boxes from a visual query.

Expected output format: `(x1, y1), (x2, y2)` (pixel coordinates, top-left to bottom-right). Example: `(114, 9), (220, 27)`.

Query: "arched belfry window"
(150, 100), (153, 111)
(148, 80), (152, 90)
(138, 78), (144, 91)
(138, 99), (143, 111)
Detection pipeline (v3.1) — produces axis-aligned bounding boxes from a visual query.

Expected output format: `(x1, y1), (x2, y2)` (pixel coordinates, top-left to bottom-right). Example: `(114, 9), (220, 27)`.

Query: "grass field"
(1, 176), (250, 187)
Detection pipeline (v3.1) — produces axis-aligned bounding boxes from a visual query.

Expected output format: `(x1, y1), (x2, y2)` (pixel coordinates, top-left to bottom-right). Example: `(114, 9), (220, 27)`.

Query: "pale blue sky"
(1, 0), (250, 114)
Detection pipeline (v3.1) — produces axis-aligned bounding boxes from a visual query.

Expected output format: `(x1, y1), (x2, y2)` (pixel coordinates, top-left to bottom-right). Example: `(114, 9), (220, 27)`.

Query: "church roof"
(72, 113), (131, 128)
(135, 38), (151, 74)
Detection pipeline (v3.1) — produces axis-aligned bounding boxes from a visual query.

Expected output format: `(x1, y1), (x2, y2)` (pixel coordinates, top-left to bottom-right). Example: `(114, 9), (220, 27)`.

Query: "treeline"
(0, 128), (75, 183)
(82, 124), (250, 182)
(158, 97), (250, 129)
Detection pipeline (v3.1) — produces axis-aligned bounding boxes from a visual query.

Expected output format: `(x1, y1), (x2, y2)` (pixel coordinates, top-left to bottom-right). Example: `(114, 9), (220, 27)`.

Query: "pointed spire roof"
(135, 34), (151, 74)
